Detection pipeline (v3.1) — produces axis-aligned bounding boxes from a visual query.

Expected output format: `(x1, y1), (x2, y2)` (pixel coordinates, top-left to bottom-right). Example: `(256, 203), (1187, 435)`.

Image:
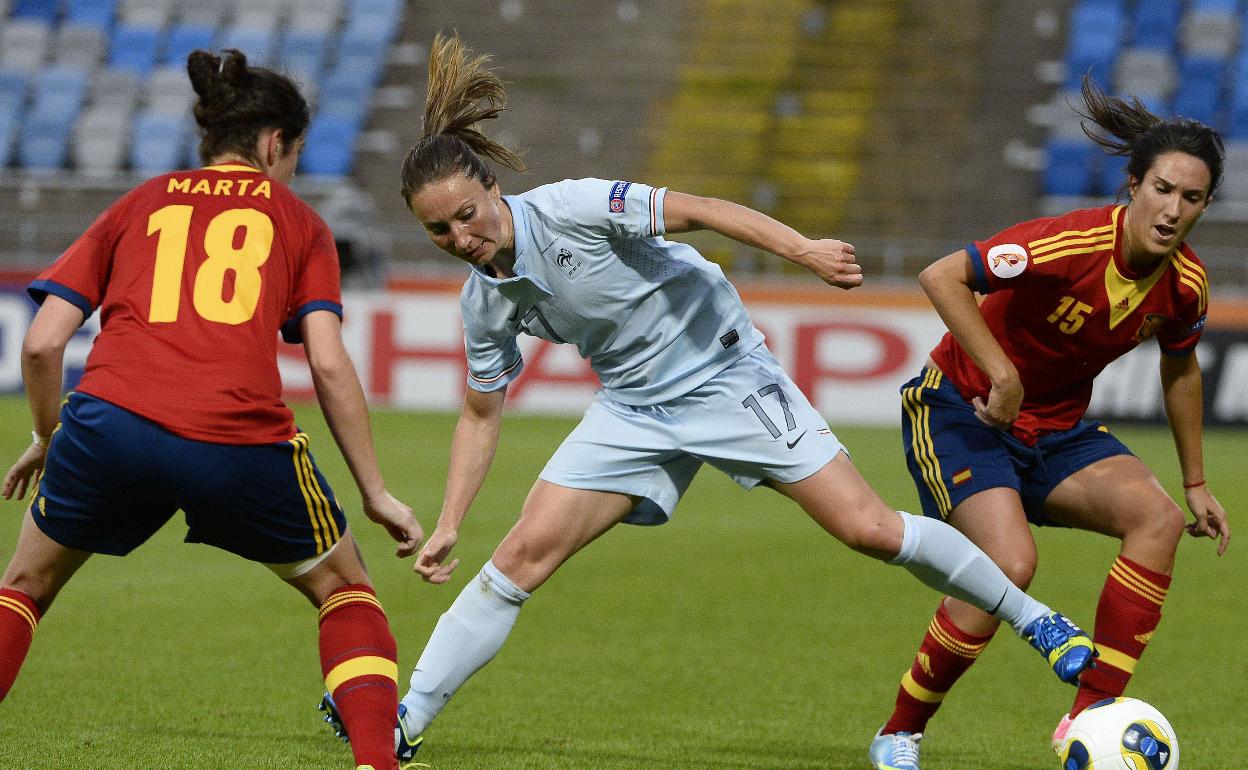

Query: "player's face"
(408, 173), (509, 266)
(268, 134), (305, 185)
(1125, 151), (1212, 262)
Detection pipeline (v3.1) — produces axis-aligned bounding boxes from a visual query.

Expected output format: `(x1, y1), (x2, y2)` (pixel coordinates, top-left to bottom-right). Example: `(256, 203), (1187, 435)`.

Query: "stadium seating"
(0, 19), (51, 72)
(163, 23), (216, 67)
(66, 0), (117, 30)
(300, 113), (359, 176)
(1045, 0), (1248, 201)
(0, 0), (394, 176)
(11, 0), (56, 24)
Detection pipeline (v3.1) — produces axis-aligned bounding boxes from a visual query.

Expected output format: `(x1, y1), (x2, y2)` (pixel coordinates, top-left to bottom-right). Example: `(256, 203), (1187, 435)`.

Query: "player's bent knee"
(1141, 502), (1186, 550)
(837, 506), (904, 558)
(996, 552), (1038, 589)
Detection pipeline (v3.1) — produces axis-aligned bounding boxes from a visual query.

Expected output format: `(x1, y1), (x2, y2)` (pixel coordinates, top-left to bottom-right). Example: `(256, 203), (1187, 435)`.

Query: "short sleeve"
(967, 217), (1057, 295)
(1156, 313), (1205, 356)
(28, 206), (120, 320)
(460, 292), (523, 392)
(554, 178), (665, 241)
(281, 212), (343, 343)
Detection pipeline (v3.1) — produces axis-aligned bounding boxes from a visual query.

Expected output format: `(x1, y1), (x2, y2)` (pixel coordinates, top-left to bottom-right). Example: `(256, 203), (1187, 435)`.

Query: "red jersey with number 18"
(930, 204), (1208, 445)
(29, 164), (342, 444)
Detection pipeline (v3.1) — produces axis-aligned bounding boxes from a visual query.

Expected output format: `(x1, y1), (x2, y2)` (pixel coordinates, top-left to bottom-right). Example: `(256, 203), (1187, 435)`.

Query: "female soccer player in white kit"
(323, 34), (1096, 761)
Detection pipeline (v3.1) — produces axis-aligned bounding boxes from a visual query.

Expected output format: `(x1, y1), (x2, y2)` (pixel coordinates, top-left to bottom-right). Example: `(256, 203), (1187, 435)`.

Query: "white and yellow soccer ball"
(1058, 697), (1179, 770)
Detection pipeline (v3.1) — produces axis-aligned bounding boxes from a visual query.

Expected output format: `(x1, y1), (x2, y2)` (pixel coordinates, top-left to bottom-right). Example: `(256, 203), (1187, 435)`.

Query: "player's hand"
(792, 238), (863, 290)
(414, 525), (461, 584)
(362, 489), (424, 558)
(2, 442), (47, 501)
(973, 378), (1023, 430)
(1184, 485), (1230, 556)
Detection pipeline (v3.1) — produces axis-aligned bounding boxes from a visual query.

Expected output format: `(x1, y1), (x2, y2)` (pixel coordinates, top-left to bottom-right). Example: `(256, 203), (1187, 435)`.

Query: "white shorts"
(538, 345), (845, 525)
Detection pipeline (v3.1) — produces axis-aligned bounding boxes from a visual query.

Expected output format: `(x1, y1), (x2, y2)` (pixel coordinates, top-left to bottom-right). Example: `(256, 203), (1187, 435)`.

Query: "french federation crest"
(556, 247), (582, 277)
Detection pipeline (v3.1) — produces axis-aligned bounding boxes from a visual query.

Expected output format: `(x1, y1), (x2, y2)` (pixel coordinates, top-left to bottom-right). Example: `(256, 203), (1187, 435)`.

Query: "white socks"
(399, 560), (530, 735)
(889, 511), (1048, 636)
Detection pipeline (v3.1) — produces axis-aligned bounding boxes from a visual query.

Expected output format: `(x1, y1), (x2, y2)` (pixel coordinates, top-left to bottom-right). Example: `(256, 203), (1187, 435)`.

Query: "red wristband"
(1183, 480), (1206, 489)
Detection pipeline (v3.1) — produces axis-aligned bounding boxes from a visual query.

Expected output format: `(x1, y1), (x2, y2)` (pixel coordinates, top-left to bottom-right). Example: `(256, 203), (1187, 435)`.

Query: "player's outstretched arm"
(300, 310), (423, 557)
(661, 190), (862, 289)
(1159, 351), (1230, 555)
(919, 250), (1023, 428)
(3, 296), (81, 500)
(415, 386), (507, 584)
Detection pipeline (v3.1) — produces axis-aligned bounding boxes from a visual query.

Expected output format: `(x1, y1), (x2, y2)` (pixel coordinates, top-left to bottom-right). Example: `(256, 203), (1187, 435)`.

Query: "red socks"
(1072, 556), (1170, 716)
(0, 588), (41, 703)
(319, 584), (399, 770)
(883, 601), (996, 735)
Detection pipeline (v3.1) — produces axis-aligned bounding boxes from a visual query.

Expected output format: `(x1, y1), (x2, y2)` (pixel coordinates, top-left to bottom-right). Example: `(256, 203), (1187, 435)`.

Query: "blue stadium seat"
(300, 114), (359, 176)
(335, 23), (390, 85)
(163, 23), (216, 67)
(1064, 1), (1126, 88)
(31, 66), (90, 122)
(1097, 152), (1129, 195)
(0, 110), (20, 167)
(317, 69), (371, 125)
(0, 69), (29, 119)
(11, 0), (58, 23)
(18, 66), (89, 169)
(278, 27), (330, 86)
(218, 26), (275, 67)
(1132, 0), (1181, 51)
(345, 0), (401, 43)
(109, 24), (162, 77)
(1190, 0), (1238, 12)
(1225, 56), (1248, 137)
(67, 0), (118, 30)
(130, 111), (188, 174)
(1173, 56), (1225, 126)
(1044, 138), (1099, 196)
(19, 111), (76, 170)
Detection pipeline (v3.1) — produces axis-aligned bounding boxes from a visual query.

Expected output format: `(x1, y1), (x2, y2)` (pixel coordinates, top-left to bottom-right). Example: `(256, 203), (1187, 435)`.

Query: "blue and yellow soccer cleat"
(395, 703), (424, 762)
(319, 693), (425, 762)
(1022, 612), (1097, 684)
(868, 728), (923, 770)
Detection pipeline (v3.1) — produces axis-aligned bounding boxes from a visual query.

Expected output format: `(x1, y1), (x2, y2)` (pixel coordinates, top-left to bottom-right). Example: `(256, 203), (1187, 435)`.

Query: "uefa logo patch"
(609, 181), (631, 213)
(986, 243), (1028, 279)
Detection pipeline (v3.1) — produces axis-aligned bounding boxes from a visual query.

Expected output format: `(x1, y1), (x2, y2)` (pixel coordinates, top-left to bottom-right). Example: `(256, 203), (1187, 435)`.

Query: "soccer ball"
(1058, 697), (1179, 770)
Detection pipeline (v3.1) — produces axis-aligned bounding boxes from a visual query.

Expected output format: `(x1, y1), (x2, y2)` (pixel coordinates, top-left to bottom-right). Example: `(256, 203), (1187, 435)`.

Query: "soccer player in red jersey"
(867, 77), (1232, 770)
(0, 50), (421, 770)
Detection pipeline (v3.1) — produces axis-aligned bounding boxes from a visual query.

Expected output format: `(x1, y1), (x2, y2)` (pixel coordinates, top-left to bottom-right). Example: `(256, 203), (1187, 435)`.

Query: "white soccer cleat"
(868, 728), (923, 770)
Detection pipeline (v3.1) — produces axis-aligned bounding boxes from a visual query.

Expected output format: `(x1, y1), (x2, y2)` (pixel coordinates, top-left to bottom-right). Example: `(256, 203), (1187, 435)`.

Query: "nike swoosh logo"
(785, 430), (808, 449)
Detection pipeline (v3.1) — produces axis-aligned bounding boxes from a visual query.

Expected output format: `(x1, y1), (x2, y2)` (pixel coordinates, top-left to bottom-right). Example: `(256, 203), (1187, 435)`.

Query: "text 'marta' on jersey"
(459, 178), (765, 406)
(931, 204), (1208, 444)
(28, 164), (343, 444)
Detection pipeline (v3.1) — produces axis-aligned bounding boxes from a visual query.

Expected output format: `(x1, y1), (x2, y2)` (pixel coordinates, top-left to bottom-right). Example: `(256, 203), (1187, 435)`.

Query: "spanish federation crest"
(1134, 313), (1168, 341)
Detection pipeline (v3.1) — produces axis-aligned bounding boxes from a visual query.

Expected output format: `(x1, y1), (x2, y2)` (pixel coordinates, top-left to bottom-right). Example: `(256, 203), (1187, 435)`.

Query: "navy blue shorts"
(899, 368), (1133, 526)
(31, 392), (347, 563)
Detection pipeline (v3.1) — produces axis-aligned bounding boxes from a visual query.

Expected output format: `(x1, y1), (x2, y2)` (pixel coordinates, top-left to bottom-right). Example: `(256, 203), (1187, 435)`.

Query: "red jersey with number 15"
(930, 204), (1208, 445)
(29, 164), (342, 444)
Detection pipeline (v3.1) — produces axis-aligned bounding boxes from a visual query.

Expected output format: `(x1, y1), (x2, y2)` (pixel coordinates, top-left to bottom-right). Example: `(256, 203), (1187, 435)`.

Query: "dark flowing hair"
(1077, 75), (1224, 197)
(399, 32), (526, 205)
(187, 48), (310, 166)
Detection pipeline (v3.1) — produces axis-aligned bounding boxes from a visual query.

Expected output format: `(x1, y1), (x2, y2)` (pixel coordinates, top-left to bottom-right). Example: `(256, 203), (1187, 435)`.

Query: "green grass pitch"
(0, 396), (1242, 769)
